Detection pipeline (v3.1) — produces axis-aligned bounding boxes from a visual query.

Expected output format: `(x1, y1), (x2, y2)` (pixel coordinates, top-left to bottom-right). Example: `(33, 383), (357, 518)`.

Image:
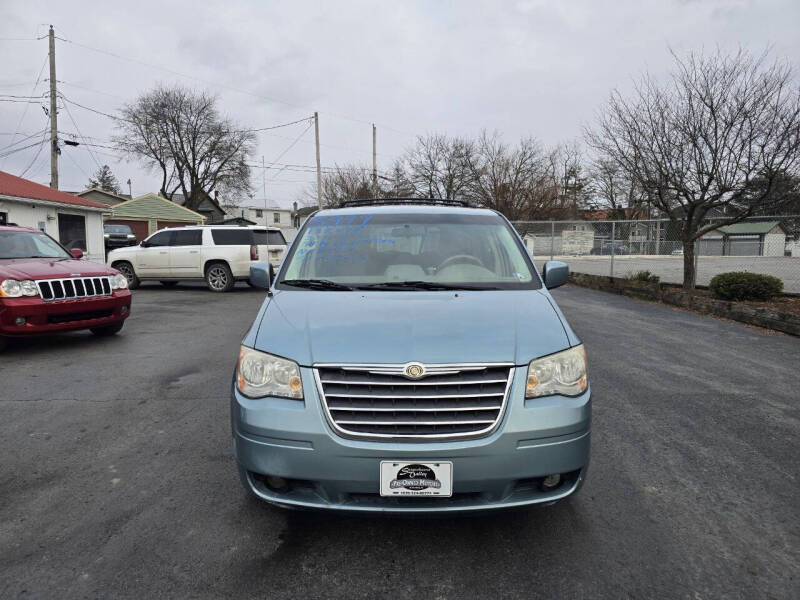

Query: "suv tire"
(114, 261), (140, 289)
(90, 322), (124, 336)
(205, 262), (235, 293)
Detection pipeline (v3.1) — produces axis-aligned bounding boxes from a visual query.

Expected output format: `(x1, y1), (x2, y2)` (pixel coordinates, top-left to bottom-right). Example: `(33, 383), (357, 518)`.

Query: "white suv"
(107, 226), (287, 292)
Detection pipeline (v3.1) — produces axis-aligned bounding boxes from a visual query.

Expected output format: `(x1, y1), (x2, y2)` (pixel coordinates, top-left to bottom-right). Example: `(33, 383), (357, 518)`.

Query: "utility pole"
(48, 25), (59, 189)
(372, 123), (377, 193)
(314, 112), (322, 207)
(262, 155), (267, 224)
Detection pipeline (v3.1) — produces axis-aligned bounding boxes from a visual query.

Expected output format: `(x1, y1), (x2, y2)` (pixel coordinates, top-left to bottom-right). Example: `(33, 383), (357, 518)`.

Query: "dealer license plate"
(379, 461), (453, 497)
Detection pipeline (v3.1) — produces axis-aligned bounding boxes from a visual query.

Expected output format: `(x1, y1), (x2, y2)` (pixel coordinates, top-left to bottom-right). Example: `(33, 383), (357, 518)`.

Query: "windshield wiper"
(282, 278), (354, 291)
(357, 281), (499, 291)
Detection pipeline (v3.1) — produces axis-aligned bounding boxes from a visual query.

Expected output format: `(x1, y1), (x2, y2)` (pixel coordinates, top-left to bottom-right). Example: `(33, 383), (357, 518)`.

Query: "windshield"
(0, 231), (72, 259)
(278, 211), (540, 290)
(105, 225), (132, 234)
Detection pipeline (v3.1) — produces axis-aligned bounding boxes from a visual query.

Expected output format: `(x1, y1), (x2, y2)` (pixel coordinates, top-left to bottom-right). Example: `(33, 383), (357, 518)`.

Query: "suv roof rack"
(336, 198), (471, 209)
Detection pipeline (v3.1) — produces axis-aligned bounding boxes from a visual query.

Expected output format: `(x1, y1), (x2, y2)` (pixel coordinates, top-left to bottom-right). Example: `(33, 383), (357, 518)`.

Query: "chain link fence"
(512, 216), (800, 293)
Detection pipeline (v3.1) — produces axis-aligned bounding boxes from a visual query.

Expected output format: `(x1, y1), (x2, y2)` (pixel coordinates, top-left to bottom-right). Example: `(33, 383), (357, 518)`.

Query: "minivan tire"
(205, 262), (235, 293)
(114, 261), (140, 289)
(90, 322), (124, 336)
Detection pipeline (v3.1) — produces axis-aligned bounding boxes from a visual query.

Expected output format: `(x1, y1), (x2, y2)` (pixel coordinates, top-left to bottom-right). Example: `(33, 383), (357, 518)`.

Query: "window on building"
(57, 213), (87, 251)
(255, 209), (263, 218)
(273, 212), (281, 224)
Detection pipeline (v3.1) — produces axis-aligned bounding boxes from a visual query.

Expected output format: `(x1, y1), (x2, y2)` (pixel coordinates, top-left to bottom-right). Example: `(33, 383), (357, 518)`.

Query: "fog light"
(265, 475), (289, 493)
(121, 306), (129, 315)
(540, 473), (562, 490)
(15, 317), (26, 326)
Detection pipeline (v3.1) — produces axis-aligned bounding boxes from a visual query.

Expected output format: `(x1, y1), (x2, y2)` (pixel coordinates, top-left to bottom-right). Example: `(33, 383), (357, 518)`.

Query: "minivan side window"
(146, 231), (171, 246)
(211, 229), (254, 245)
(170, 229), (202, 246)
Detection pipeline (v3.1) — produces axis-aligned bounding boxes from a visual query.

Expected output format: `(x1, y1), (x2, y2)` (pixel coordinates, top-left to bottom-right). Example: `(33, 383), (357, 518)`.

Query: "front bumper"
(0, 291), (131, 336)
(231, 366), (591, 513)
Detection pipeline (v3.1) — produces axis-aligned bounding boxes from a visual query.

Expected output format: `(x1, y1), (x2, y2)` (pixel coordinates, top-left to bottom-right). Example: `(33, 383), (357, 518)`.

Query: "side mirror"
(70, 248), (84, 260)
(249, 262), (275, 295)
(140, 240), (150, 248)
(543, 260), (569, 290)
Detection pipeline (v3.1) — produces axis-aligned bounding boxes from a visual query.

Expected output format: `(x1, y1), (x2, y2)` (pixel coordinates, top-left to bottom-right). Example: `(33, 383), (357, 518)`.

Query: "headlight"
(104, 233), (110, 238)
(109, 273), (129, 290)
(0, 279), (39, 298)
(526, 345), (587, 398)
(237, 346), (303, 399)
(126, 234), (136, 239)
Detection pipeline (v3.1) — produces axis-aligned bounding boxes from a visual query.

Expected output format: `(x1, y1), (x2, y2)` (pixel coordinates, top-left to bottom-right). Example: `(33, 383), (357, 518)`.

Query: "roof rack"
(336, 198), (471, 209)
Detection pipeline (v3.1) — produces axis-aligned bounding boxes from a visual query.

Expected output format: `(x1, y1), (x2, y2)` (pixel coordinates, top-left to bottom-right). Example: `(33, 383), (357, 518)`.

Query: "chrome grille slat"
(324, 391), (505, 399)
(320, 377), (509, 386)
(315, 363), (514, 440)
(328, 404), (503, 412)
(336, 419), (496, 426)
(36, 276), (113, 302)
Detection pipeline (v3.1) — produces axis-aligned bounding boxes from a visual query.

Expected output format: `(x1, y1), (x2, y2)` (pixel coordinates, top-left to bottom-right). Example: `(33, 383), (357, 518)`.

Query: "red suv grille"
(37, 277), (112, 301)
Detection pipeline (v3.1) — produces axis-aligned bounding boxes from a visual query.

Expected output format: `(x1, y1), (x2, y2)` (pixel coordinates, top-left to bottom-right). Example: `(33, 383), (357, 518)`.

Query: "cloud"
(0, 0), (797, 206)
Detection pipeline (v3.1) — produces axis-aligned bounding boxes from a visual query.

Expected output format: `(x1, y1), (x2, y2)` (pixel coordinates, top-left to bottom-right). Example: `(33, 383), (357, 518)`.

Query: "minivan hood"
(251, 289), (570, 366)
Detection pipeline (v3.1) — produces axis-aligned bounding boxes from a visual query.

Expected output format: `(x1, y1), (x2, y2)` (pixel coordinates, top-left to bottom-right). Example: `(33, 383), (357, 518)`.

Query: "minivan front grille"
(315, 363), (514, 440)
(37, 277), (112, 302)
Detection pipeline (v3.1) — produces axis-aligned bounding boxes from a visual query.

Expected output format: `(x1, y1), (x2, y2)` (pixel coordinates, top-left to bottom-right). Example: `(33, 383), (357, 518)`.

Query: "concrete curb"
(568, 272), (800, 336)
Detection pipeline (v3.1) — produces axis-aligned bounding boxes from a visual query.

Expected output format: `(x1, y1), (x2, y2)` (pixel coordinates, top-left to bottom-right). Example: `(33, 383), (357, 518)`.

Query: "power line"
(0, 140), (47, 159)
(58, 94), (126, 121)
(238, 116), (313, 133)
(1, 54), (49, 170)
(62, 147), (91, 181)
(0, 128), (48, 152)
(59, 93), (314, 136)
(60, 99), (104, 171)
(55, 34), (416, 137)
(19, 131), (49, 178)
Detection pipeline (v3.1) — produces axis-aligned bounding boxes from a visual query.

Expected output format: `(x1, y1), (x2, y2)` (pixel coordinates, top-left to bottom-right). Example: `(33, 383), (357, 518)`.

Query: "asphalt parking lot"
(1, 283), (798, 599)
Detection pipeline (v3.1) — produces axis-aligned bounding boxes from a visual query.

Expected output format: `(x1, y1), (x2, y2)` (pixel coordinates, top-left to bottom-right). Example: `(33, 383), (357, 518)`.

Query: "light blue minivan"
(231, 199), (590, 513)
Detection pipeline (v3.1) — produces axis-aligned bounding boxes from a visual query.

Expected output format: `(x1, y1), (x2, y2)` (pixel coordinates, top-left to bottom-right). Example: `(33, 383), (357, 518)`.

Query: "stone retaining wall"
(568, 273), (800, 336)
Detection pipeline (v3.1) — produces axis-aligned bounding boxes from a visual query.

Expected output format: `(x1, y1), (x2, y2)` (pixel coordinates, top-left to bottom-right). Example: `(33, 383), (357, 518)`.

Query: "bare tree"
(310, 164), (375, 207)
(546, 142), (593, 219)
(400, 134), (475, 200)
(589, 157), (649, 219)
(114, 85), (256, 210)
(586, 48), (800, 288)
(462, 131), (558, 220)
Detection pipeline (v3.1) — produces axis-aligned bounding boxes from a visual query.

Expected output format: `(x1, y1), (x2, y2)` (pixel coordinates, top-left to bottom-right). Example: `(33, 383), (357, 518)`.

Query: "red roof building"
(0, 171), (109, 261)
(0, 171), (107, 209)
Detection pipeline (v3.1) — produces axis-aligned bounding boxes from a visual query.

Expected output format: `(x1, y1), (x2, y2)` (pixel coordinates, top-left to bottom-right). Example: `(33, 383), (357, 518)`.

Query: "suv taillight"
(250, 245), (258, 261)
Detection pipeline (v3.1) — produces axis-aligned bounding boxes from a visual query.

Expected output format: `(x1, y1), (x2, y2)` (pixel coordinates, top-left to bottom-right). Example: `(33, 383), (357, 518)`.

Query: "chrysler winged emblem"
(403, 362), (426, 379)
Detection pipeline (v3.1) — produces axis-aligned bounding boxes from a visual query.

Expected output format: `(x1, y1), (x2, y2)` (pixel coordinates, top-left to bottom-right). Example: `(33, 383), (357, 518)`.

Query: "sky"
(1, 0), (799, 209)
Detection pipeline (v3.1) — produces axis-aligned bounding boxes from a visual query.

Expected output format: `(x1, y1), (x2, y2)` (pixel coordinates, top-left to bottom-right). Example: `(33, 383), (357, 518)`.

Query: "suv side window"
(252, 230), (286, 245)
(211, 229), (253, 245)
(146, 231), (171, 247)
(170, 229), (202, 246)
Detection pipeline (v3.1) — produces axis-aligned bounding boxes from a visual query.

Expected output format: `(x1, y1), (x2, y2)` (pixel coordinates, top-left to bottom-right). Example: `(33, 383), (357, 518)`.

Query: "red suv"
(0, 225), (132, 351)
